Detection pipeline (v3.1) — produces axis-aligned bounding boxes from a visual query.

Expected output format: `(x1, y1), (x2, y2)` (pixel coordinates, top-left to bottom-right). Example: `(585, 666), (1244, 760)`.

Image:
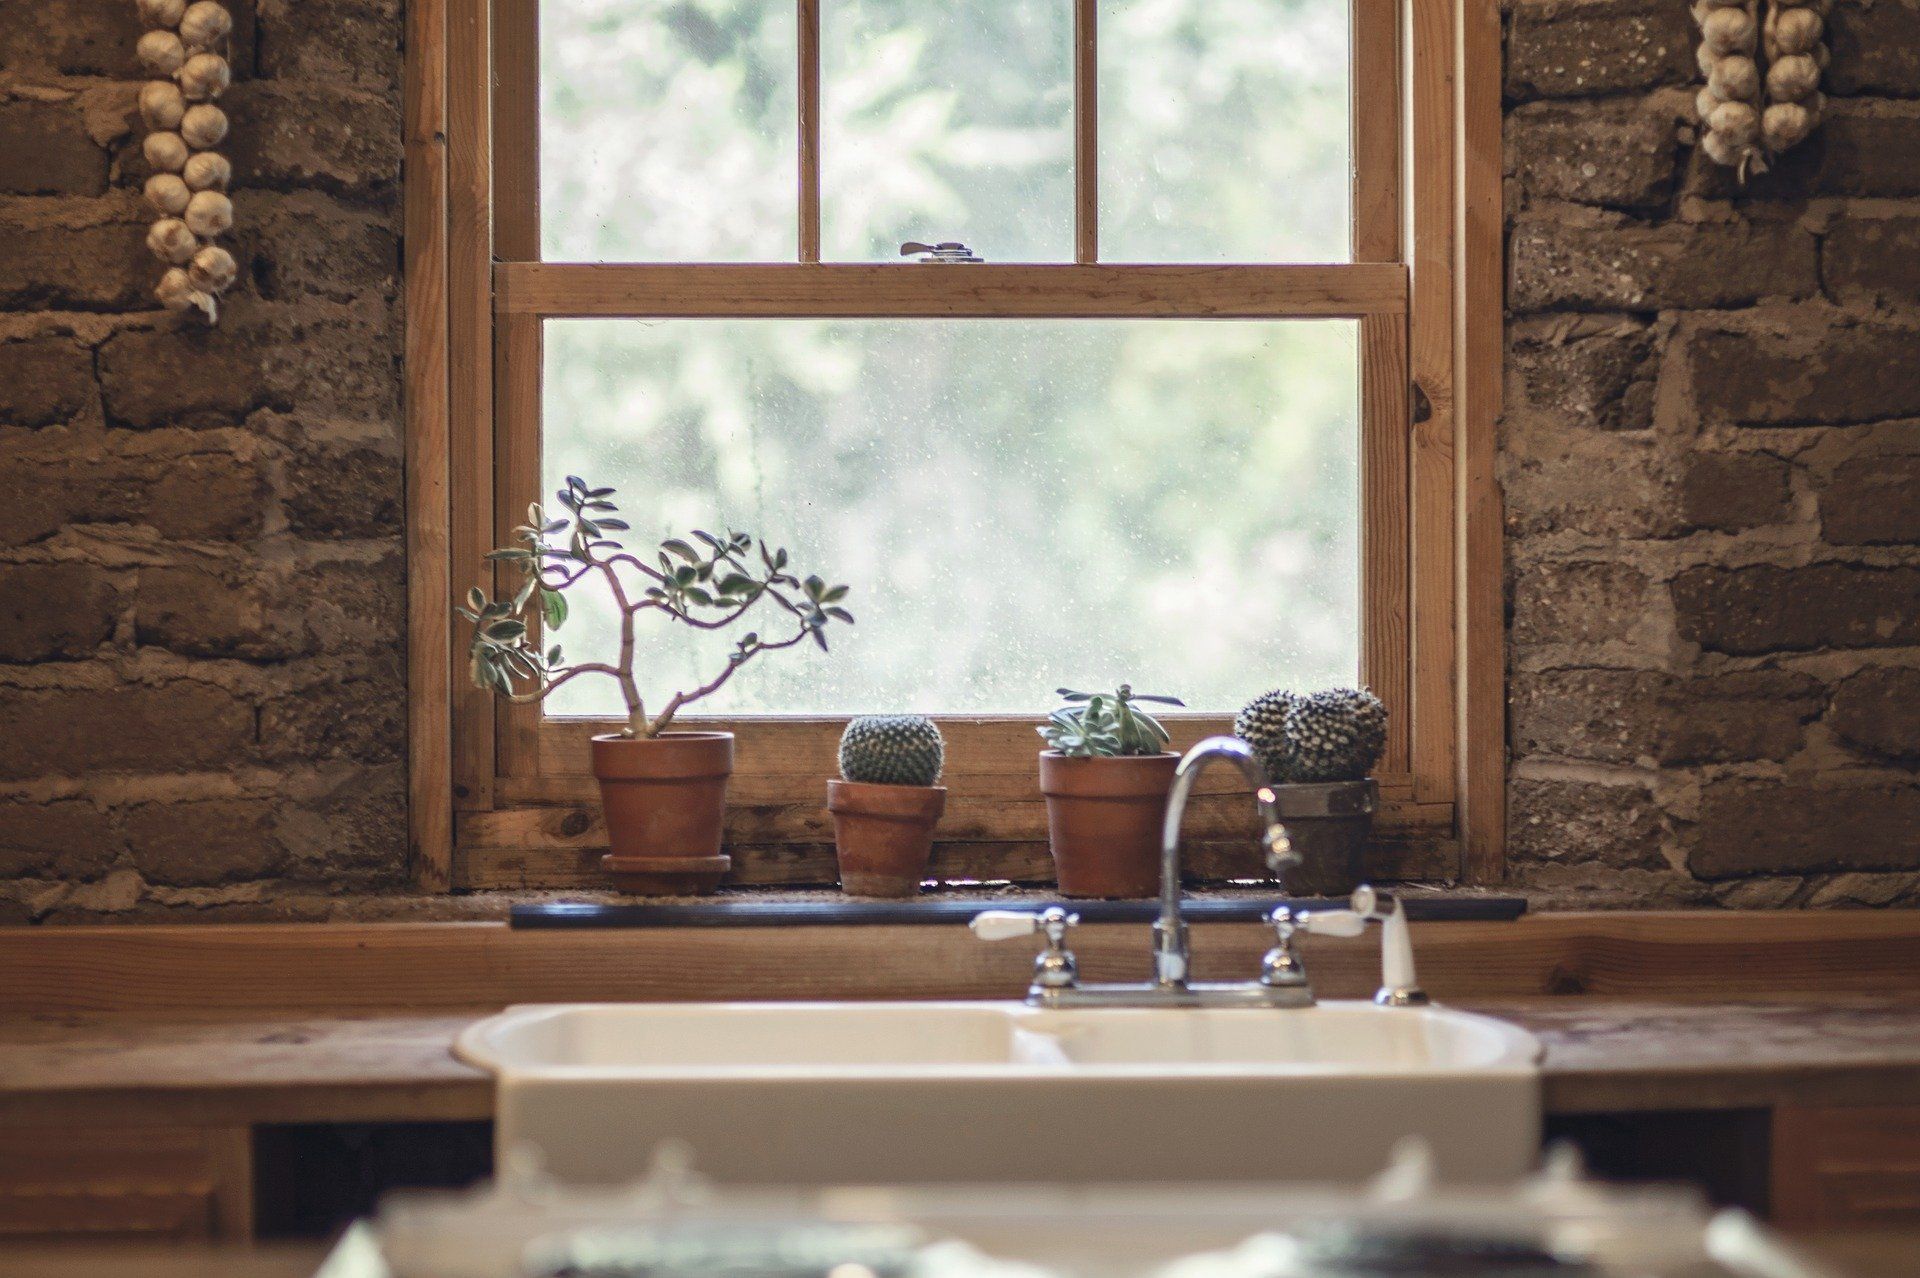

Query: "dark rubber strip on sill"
(510, 895), (1527, 929)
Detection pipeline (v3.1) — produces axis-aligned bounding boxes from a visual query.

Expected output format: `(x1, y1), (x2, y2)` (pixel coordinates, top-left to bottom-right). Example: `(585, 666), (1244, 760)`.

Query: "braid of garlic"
(136, 0), (235, 321)
(1761, 0), (1829, 155)
(1694, 0), (1768, 180)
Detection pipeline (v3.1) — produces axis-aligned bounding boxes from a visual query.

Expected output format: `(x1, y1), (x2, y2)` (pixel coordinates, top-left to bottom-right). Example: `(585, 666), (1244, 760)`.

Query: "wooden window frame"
(404, 0), (1505, 893)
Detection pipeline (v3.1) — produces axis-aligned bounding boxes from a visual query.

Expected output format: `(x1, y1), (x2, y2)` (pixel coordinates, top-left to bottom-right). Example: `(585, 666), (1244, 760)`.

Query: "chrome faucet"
(971, 735), (1425, 1009)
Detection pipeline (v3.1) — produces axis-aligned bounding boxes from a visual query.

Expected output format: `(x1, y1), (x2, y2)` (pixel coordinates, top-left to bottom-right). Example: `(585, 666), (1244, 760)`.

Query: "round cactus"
(1235, 687), (1386, 784)
(838, 714), (945, 787)
(1233, 688), (1298, 783)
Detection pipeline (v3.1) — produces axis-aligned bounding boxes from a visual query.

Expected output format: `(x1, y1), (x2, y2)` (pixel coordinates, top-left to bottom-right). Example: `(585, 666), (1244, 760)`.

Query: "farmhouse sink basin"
(456, 1001), (1541, 1186)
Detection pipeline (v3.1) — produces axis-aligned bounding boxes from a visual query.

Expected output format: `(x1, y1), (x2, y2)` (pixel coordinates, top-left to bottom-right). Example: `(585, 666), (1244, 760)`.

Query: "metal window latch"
(900, 241), (983, 263)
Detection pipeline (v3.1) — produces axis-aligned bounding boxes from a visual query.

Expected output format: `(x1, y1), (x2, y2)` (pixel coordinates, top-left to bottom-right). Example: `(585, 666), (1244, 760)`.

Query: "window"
(409, 0), (1503, 892)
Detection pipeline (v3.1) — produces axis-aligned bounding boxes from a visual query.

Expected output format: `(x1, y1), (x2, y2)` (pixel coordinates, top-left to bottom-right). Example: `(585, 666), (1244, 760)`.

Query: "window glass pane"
(542, 318), (1358, 716)
(1099, 0), (1350, 263)
(542, 0), (797, 261)
(823, 0), (1074, 262)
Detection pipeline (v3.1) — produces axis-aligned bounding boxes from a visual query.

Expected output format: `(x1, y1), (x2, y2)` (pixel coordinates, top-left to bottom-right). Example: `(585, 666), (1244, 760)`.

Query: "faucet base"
(1027, 981), (1315, 1010)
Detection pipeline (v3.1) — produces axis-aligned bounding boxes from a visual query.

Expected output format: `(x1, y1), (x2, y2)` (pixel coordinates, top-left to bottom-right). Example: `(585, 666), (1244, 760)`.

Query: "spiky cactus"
(838, 715), (945, 787)
(1235, 687), (1386, 784)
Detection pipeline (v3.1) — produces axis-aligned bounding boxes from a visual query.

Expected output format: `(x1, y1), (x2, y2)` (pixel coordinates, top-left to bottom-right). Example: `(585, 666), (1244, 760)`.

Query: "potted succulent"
(827, 715), (947, 898)
(1234, 687), (1387, 895)
(460, 476), (852, 895)
(1037, 685), (1185, 898)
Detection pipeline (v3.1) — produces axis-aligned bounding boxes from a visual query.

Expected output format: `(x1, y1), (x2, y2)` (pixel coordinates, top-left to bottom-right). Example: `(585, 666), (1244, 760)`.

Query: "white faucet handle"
(1298, 908), (1367, 938)
(969, 910), (1043, 941)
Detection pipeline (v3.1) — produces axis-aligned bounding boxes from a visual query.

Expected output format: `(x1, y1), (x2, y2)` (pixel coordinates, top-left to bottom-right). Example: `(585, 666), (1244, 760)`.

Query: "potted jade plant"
(460, 476), (852, 895)
(1037, 685), (1185, 898)
(827, 715), (947, 898)
(1234, 687), (1387, 895)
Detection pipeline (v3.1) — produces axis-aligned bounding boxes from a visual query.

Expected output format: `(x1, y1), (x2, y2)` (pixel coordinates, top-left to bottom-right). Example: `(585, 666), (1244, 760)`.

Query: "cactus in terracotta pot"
(1037, 685), (1185, 898)
(1234, 686), (1386, 896)
(829, 715), (947, 898)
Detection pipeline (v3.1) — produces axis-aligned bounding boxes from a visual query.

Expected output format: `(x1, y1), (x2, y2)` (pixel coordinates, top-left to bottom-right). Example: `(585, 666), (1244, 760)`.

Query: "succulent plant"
(459, 476), (852, 738)
(1039, 685), (1184, 758)
(839, 715), (945, 787)
(1235, 686), (1387, 784)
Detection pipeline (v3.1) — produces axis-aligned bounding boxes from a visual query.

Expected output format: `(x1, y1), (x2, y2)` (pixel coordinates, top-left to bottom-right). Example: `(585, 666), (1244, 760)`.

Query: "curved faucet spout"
(1152, 736), (1294, 988)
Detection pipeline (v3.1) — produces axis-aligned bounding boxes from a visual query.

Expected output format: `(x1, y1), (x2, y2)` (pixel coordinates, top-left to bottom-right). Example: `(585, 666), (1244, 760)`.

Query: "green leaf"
(547, 644), (563, 665)
(682, 587), (714, 606)
(541, 588), (568, 630)
(467, 587), (486, 612)
(821, 584), (850, 603)
(486, 619), (527, 641)
(566, 474), (586, 492)
(824, 606), (853, 623)
(662, 539), (698, 562)
(716, 573), (755, 596)
(803, 574), (825, 600)
(596, 518), (631, 531)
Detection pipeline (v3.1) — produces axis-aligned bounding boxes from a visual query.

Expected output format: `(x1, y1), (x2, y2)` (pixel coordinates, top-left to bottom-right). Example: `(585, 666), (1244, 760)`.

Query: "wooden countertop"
(5, 995), (1920, 1127)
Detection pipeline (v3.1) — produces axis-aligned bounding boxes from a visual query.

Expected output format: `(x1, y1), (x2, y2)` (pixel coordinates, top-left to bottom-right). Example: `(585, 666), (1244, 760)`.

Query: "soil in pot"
(1038, 751), (1180, 898)
(592, 731), (734, 895)
(827, 780), (947, 898)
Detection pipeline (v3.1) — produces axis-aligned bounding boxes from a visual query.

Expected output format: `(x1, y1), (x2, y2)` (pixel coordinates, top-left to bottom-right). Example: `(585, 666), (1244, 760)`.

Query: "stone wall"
(1503, 0), (1920, 905)
(1, 0), (1915, 918)
(0, 0), (408, 920)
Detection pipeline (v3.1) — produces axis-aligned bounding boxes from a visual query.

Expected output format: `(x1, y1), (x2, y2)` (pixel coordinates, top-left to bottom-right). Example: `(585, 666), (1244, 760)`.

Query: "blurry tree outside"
(538, 0), (1357, 716)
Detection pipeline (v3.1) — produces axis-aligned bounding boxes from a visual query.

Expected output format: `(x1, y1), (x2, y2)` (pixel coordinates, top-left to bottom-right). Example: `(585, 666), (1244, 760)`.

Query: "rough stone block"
(1509, 220), (1818, 313)
(1688, 323), (1920, 427)
(249, 192), (399, 303)
(0, 100), (107, 196)
(0, 222), (152, 312)
(1511, 668), (1667, 764)
(1503, 433), (1682, 539)
(0, 336), (94, 427)
(0, 683), (253, 779)
(295, 555), (405, 654)
(0, 0), (145, 78)
(127, 797), (281, 886)
(1830, 666), (1920, 762)
(135, 563), (303, 659)
(0, 798), (116, 879)
(259, 661), (404, 764)
(256, 0), (401, 88)
(1506, 0), (1695, 101)
(1505, 317), (1658, 432)
(1691, 780), (1920, 877)
(1511, 559), (1659, 649)
(1827, 0), (1920, 97)
(1820, 455), (1920, 545)
(1509, 777), (1667, 870)
(1508, 98), (1678, 210)
(1823, 218), (1920, 307)
(140, 451), (272, 541)
(0, 563), (116, 662)
(1680, 452), (1793, 531)
(284, 445), (403, 539)
(1673, 563), (1920, 654)
(1661, 670), (1826, 765)
(98, 327), (271, 429)
(225, 83), (402, 198)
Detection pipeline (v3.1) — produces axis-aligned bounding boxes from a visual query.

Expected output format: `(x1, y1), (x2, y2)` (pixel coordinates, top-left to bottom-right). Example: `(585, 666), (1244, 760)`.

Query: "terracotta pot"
(1038, 751), (1180, 898)
(592, 731), (733, 895)
(827, 780), (948, 898)
(1273, 778), (1378, 897)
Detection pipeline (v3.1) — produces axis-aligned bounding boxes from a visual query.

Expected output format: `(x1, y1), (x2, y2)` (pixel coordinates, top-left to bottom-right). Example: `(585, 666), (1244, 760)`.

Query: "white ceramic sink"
(456, 1000), (1541, 1187)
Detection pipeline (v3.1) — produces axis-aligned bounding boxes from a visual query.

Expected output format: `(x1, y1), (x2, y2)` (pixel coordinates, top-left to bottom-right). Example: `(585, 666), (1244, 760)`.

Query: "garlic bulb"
(147, 218), (199, 264)
(138, 0), (186, 26)
(1767, 53), (1821, 100)
(1708, 54), (1760, 102)
(1708, 100), (1761, 147)
(178, 0), (231, 48)
(155, 266), (198, 310)
(143, 130), (189, 172)
(188, 244), (238, 293)
(1763, 102), (1815, 150)
(144, 172), (192, 216)
(180, 103), (227, 148)
(184, 189), (234, 238)
(182, 151), (232, 191)
(136, 28), (186, 73)
(1771, 5), (1823, 54)
(1702, 6), (1757, 53)
(139, 80), (185, 130)
(178, 51), (231, 100)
